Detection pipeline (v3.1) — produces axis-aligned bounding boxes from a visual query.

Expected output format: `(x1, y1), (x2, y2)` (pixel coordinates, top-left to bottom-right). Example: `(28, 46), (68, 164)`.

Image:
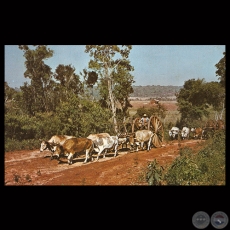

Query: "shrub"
(145, 130), (225, 185)
(145, 159), (164, 185)
(164, 147), (202, 185)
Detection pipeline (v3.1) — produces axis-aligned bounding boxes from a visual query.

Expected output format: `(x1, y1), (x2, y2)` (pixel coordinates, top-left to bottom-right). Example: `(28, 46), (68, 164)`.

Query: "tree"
(176, 78), (224, 126)
(53, 64), (84, 102)
(215, 51), (226, 88)
(4, 82), (23, 114)
(85, 45), (135, 133)
(18, 45), (54, 115)
(80, 69), (98, 98)
(55, 94), (112, 137)
(215, 51), (226, 117)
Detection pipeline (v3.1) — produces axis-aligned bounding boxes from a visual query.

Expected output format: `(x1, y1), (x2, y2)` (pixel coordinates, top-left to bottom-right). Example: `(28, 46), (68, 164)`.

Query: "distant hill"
(9, 84), (183, 101)
(85, 85), (182, 101)
(129, 85), (182, 100)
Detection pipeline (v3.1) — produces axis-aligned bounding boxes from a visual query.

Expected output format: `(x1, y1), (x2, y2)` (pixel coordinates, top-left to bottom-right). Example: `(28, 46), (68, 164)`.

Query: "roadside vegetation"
(145, 130), (225, 185)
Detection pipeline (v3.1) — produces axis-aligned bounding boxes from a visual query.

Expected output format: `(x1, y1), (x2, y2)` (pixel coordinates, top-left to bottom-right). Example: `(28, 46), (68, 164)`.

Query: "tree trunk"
(107, 78), (118, 133)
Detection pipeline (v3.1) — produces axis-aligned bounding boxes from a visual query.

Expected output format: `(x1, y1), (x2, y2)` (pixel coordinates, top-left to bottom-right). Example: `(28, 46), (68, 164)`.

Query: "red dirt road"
(4, 139), (205, 186)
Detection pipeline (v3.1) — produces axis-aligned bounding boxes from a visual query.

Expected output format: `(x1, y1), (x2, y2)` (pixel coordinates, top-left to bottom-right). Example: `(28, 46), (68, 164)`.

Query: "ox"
(87, 133), (111, 155)
(117, 133), (131, 150)
(169, 127), (180, 140)
(87, 134), (119, 161)
(52, 137), (94, 165)
(215, 119), (225, 130)
(190, 127), (203, 140)
(181, 127), (190, 140)
(202, 120), (216, 139)
(40, 135), (75, 159)
(205, 120), (216, 130)
(129, 130), (154, 152)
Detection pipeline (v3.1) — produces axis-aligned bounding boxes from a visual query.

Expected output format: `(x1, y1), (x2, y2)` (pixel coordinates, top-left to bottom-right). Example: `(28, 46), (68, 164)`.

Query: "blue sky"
(4, 45), (225, 88)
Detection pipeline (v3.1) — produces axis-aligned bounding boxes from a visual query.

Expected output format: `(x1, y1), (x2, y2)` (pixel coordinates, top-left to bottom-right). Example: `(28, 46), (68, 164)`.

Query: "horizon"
(8, 83), (184, 90)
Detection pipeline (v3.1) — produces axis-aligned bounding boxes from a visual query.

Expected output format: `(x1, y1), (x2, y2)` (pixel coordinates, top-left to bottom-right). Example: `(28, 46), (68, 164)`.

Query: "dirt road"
(4, 139), (205, 186)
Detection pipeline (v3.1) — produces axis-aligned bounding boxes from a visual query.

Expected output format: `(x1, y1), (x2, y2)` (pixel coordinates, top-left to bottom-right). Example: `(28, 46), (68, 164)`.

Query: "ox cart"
(119, 115), (164, 148)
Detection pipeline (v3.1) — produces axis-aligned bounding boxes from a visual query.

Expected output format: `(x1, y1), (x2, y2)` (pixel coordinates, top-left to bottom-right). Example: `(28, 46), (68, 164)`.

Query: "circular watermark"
(211, 211), (228, 229)
(192, 211), (210, 229)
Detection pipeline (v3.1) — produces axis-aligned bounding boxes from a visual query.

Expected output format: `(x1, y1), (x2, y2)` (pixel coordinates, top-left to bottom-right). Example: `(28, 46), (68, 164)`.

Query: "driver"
(140, 114), (149, 129)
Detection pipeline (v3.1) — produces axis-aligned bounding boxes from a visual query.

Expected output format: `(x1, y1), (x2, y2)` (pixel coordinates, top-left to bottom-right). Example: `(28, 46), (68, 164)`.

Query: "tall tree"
(53, 64), (84, 102)
(85, 45), (135, 133)
(4, 82), (23, 114)
(215, 51), (226, 88)
(176, 78), (224, 125)
(18, 45), (54, 115)
(215, 51), (226, 117)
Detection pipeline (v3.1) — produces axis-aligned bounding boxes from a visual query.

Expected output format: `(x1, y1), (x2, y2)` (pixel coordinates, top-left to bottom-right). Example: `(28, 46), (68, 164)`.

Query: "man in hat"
(140, 114), (149, 129)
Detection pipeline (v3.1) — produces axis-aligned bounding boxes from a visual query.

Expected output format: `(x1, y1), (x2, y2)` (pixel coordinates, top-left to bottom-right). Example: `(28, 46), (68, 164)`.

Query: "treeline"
(130, 85), (183, 98)
(4, 45), (137, 151)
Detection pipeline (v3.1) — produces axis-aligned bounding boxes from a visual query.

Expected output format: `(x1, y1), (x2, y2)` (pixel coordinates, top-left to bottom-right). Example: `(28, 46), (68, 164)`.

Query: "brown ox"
(53, 137), (94, 165)
(40, 135), (75, 159)
(215, 119), (225, 130)
(190, 127), (203, 140)
(202, 120), (216, 139)
(129, 130), (154, 152)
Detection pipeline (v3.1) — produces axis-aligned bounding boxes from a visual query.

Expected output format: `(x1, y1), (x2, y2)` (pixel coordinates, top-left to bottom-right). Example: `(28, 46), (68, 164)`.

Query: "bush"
(5, 139), (41, 152)
(145, 130), (225, 185)
(164, 147), (202, 185)
(145, 159), (164, 185)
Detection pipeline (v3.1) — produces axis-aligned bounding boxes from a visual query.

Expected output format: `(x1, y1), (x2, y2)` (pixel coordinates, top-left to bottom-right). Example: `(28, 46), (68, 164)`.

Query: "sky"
(4, 45), (225, 88)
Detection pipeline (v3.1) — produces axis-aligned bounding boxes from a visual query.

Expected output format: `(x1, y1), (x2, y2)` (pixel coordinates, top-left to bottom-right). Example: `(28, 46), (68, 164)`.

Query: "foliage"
(5, 139), (41, 152)
(4, 82), (25, 115)
(146, 130), (226, 185)
(5, 82), (18, 102)
(176, 78), (224, 125)
(85, 45), (135, 132)
(5, 113), (39, 141)
(5, 95), (113, 151)
(18, 45), (55, 115)
(53, 64), (84, 102)
(164, 147), (202, 185)
(145, 159), (164, 185)
(215, 51), (226, 88)
(55, 94), (113, 137)
(136, 103), (167, 119)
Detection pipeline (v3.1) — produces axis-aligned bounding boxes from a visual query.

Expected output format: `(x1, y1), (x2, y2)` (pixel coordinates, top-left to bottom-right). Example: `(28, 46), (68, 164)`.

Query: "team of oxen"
(39, 130), (154, 165)
(168, 119), (225, 141)
(39, 119), (224, 165)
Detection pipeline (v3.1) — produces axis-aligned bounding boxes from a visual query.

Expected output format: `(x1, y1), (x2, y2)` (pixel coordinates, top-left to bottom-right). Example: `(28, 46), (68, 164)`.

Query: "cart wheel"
(132, 117), (142, 133)
(148, 116), (164, 148)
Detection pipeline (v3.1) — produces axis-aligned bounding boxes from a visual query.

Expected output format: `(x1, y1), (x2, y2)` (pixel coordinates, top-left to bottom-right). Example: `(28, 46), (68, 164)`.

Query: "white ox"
(87, 133), (119, 161)
(129, 130), (154, 152)
(40, 135), (75, 159)
(169, 127), (180, 140)
(181, 127), (190, 140)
